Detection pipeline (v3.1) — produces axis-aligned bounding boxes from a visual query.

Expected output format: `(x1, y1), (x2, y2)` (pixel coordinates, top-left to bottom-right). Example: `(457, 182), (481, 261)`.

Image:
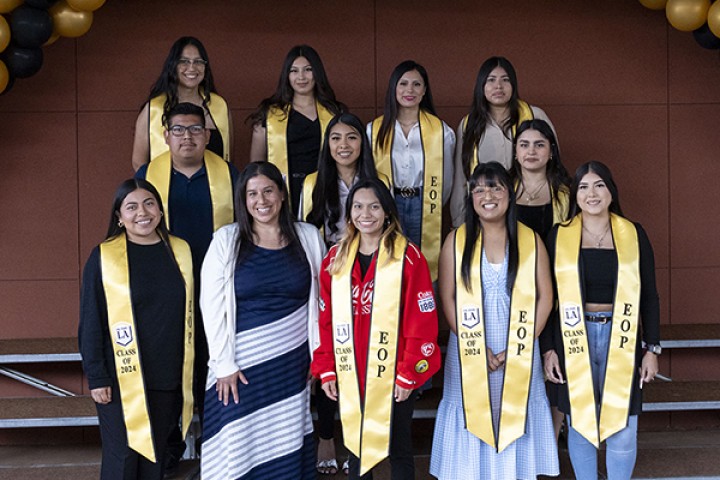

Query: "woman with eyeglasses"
(132, 36), (232, 171)
(430, 162), (559, 479)
(249, 45), (345, 217)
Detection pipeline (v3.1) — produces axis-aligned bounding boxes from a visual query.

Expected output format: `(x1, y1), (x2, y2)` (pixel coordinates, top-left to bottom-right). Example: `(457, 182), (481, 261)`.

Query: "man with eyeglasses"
(136, 102), (238, 466)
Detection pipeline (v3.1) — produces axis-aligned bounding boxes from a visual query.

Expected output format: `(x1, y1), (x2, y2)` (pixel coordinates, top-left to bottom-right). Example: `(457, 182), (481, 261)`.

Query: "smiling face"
(351, 188), (386, 238)
(176, 45), (205, 90)
(288, 56), (315, 96)
(328, 122), (361, 170)
(116, 189), (162, 244)
(245, 174), (284, 226)
(576, 171), (612, 217)
(515, 128), (551, 173)
(471, 177), (509, 224)
(483, 66), (512, 108)
(395, 69), (426, 109)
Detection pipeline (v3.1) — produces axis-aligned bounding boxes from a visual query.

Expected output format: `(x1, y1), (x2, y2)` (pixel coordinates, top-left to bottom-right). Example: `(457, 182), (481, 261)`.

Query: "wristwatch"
(646, 344), (662, 355)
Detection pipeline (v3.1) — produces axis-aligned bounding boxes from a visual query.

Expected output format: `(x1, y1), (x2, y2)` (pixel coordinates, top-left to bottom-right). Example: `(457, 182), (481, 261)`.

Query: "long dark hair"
(568, 161), (624, 218)
(461, 162), (518, 293)
(511, 119), (570, 212)
(375, 60), (437, 151)
(106, 178), (171, 245)
(461, 56), (521, 177)
(233, 162), (301, 260)
(146, 36), (217, 113)
(248, 45), (344, 125)
(306, 113), (379, 236)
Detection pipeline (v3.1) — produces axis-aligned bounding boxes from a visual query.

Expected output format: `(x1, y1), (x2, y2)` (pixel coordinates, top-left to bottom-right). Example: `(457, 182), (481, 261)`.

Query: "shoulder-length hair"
(461, 162), (519, 293)
(461, 56), (520, 177)
(329, 178), (403, 275)
(568, 161), (624, 218)
(306, 113), (379, 236)
(146, 36), (217, 113)
(233, 162), (301, 260)
(511, 119), (571, 212)
(248, 45), (344, 125)
(375, 60), (437, 151)
(106, 178), (171, 245)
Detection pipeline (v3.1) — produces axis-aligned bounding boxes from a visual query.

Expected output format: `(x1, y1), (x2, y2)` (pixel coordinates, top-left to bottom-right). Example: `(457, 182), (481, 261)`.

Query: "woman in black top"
(79, 179), (194, 480)
(543, 161), (660, 480)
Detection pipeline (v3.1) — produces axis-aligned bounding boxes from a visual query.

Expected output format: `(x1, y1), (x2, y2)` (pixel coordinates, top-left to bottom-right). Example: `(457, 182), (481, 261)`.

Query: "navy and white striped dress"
(430, 249), (559, 479)
(202, 244), (316, 480)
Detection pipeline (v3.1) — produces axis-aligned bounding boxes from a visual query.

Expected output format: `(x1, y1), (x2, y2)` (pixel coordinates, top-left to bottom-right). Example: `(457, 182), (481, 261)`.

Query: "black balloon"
(693, 23), (720, 50)
(2, 45), (43, 78)
(24, 0), (59, 9)
(10, 5), (53, 48)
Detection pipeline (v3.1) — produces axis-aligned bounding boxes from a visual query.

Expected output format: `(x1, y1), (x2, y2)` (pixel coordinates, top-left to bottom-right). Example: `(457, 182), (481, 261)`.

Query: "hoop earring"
(118, 221), (124, 228)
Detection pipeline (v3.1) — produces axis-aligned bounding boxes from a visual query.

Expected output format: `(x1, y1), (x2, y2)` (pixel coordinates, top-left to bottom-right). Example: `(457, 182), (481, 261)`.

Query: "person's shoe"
(342, 458), (349, 476)
(316, 458), (338, 475)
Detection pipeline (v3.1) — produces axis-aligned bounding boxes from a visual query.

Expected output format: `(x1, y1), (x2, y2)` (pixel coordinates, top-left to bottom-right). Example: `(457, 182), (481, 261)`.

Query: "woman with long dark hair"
(249, 45), (345, 216)
(367, 60), (455, 282)
(79, 179), (194, 479)
(132, 36), (232, 170)
(199, 162), (326, 480)
(312, 178), (440, 479)
(450, 56), (556, 227)
(430, 162), (559, 479)
(544, 161), (660, 479)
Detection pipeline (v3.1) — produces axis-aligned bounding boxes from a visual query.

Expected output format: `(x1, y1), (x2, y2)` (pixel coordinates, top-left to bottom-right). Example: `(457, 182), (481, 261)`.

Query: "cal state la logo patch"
(461, 305), (481, 329)
(417, 291), (435, 312)
(335, 323), (350, 344)
(113, 323), (134, 347)
(562, 303), (582, 328)
(319, 298), (325, 312)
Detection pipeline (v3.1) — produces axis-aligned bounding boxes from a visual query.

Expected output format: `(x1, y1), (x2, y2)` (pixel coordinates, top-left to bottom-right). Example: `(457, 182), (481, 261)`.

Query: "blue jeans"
(394, 191), (422, 246)
(567, 321), (638, 480)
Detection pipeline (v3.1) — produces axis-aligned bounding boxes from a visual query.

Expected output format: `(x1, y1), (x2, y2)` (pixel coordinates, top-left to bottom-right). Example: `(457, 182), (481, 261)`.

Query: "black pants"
(315, 384), (337, 440)
(96, 388), (182, 480)
(347, 392), (417, 480)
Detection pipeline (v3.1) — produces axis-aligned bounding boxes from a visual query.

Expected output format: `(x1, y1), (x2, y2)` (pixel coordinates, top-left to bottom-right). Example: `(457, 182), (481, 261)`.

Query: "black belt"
(394, 186), (420, 198)
(585, 312), (612, 324)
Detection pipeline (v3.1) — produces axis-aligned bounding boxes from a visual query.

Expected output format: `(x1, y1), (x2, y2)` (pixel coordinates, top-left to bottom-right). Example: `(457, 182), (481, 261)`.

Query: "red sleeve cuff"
(320, 372), (337, 384)
(395, 374), (416, 390)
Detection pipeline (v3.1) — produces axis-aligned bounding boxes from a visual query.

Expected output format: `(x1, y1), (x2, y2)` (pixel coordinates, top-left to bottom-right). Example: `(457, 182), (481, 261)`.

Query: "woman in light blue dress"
(430, 162), (559, 479)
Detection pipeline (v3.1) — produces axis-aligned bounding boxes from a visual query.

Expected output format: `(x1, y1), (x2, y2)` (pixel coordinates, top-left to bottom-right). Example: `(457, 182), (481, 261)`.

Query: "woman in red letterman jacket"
(311, 177), (440, 480)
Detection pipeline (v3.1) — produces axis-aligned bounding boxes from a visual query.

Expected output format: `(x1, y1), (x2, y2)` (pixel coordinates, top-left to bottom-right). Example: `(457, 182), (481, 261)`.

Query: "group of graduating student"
(77, 35), (660, 480)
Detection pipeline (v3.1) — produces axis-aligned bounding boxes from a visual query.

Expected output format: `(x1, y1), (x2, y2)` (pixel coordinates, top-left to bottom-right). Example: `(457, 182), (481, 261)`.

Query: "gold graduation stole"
(462, 99), (534, 173)
(266, 101), (334, 195)
(371, 112), (443, 281)
(301, 171), (318, 223)
(149, 92), (230, 162)
(145, 151), (234, 231)
(332, 234), (407, 475)
(99, 233), (194, 462)
(555, 213), (640, 446)
(454, 222), (538, 451)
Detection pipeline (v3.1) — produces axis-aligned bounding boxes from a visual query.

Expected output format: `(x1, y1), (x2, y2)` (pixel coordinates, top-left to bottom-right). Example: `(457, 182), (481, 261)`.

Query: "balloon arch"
(640, 0), (720, 49)
(0, 0), (104, 94)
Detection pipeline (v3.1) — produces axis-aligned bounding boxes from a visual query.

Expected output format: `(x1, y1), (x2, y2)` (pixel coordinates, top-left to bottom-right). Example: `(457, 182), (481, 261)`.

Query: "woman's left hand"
(639, 350), (659, 386)
(394, 385), (413, 402)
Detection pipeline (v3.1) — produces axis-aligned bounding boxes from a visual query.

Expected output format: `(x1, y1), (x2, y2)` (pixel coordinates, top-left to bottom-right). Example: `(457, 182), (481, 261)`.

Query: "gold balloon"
(50, 1), (93, 37)
(0, 60), (8, 94)
(0, 0), (23, 14)
(44, 32), (59, 46)
(666, 0), (711, 31)
(67, 0), (105, 12)
(708, 0), (720, 38)
(0, 14), (9, 53)
(639, 0), (668, 10)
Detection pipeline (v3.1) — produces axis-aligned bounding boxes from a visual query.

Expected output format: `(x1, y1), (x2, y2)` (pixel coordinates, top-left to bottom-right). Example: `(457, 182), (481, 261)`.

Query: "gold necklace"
(521, 180), (547, 202)
(583, 223), (611, 248)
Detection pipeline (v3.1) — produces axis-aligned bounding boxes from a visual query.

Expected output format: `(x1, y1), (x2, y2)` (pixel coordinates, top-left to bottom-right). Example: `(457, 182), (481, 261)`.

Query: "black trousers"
(347, 392), (417, 480)
(95, 388), (182, 480)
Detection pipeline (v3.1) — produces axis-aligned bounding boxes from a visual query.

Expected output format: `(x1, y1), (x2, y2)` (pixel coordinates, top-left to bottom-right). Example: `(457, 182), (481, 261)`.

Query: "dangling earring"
(383, 217), (391, 228)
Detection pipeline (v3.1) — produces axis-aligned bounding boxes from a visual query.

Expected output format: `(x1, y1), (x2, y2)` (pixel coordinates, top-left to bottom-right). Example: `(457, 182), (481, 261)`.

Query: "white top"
(366, 119), (456, 205)
(200, 222), (327, 378)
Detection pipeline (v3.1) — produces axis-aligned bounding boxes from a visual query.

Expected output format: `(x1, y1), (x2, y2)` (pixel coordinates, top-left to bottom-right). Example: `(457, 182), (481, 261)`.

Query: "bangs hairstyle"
(511, 119), (570, 215)
(306, 113), (379, 235)
(328, 178), (403, 275)
(233, 162), (301, 261)
(106, 178), (171, 244)
(461, 56), (520, 177)
(568, 160), (624, 218)
(460, 161), (519, 293)
(375, 60), (437, 151)
(248, 44), (344, 125)
(147, 36), (216, 113)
